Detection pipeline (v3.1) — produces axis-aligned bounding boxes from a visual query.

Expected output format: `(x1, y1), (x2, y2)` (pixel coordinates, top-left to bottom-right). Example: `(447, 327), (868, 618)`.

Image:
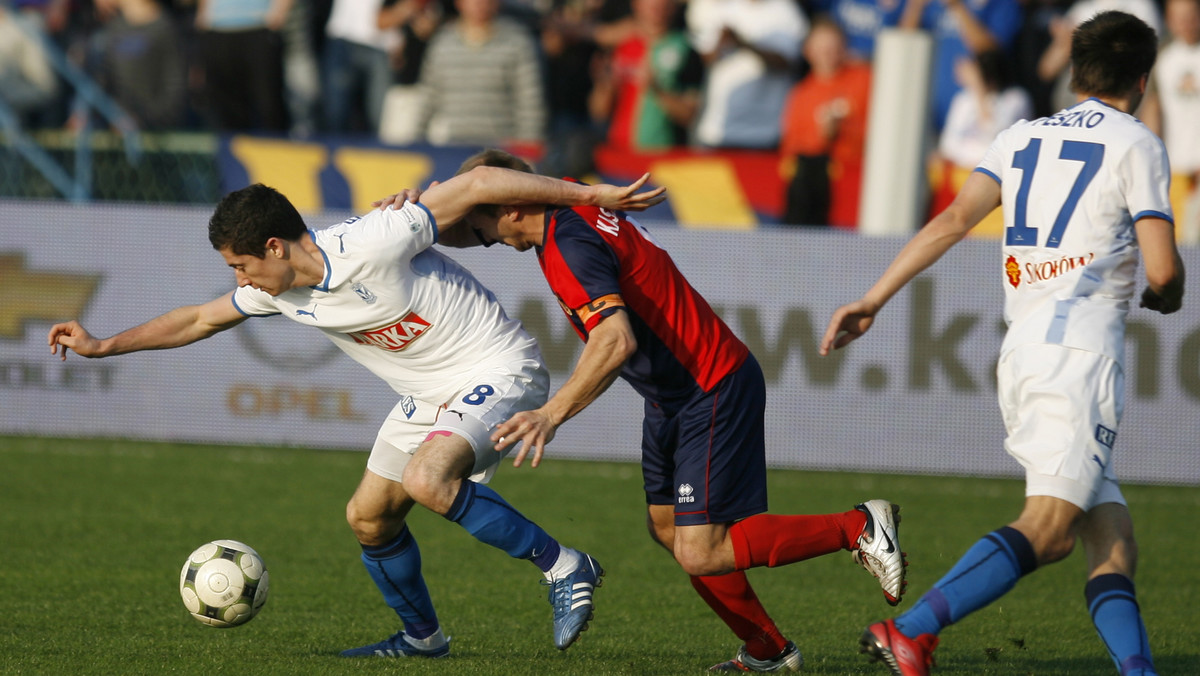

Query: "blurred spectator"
(938, 48), (1029, 168)
(282, 0), (321, 137)
(84, 0), (187, 130)
(0, 5), (59, 125)
(1010, 0), (1069, 118)
(1036, 0), (1161, 112)
(900, 0), (1023, 132)
(589, 0), (702, 150)
(538, 0), (636, 176)
(1144, 0), (1200, 244)
(378, 0), (444, 84)
(808, 0), (904, 60)
(687, 0), (808, 149)
(416, 0), (545, 145)
(321, 0), (400, 133)
(929, 47), (1029, 229)
(779, 16), (871, 227)
(196, 0), (292, 132)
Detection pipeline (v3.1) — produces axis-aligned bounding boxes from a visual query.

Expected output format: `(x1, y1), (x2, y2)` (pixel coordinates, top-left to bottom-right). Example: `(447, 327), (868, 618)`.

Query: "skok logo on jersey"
(350, 311), (432, 352)
(1003, 252), (1096, 288)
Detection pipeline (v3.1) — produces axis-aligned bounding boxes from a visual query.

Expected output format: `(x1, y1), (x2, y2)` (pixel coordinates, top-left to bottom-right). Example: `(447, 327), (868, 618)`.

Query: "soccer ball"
(179, 539), (270, 627)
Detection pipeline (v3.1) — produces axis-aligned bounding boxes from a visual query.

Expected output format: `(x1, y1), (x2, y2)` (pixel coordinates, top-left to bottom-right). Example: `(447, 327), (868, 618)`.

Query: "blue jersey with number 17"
(975, 97), (1173, 367)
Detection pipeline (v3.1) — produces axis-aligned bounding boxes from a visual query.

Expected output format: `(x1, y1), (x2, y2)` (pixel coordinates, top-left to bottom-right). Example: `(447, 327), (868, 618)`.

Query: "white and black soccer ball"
(179, 539), (269, 627)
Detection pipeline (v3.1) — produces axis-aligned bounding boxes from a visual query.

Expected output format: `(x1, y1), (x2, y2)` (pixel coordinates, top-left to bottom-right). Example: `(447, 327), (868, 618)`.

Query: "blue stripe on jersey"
(230, 292), (280, 317)
(414, 202), (438, 244)
(307, 228), (333, 291)
(1133, 209), (1173, 225)
(975, 166), (1001, 185)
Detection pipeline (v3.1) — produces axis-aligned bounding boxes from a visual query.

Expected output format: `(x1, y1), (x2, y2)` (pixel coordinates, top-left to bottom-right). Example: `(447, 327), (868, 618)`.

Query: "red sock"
(691, 572), (787, 661)
(729, 510), (866, 570)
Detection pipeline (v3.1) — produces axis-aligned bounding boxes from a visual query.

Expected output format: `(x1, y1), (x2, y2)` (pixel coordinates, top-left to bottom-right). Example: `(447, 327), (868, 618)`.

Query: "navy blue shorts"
(642, 353), (768, 526)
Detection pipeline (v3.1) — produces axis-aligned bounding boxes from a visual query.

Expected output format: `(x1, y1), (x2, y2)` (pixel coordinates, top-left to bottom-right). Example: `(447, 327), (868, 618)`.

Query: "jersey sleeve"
(975, 127), (1009, 185)
(1122, 133), (1174, 224)
(231, 286), (281, 317)
(546, 218), (625, 334)
(350, 202), (438, 262)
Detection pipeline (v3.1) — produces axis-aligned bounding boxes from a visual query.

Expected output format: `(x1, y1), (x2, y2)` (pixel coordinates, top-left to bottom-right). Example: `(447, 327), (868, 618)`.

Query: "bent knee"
(673, 546), (729, 577)
(345, 499), (390, 545)
(1033, 532), (1077, 565)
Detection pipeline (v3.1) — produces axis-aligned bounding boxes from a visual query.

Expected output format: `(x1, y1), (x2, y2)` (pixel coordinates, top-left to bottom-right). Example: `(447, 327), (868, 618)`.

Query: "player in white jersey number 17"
(822, 11), (1183, 676)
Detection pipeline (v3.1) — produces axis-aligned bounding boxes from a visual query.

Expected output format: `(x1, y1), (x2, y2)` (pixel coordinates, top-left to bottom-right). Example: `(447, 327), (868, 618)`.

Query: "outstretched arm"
(491, 310), (636, 468)
(820, 171), (1001, 355)
(382, 166), (666, 232)
(48, 291), (247, 360)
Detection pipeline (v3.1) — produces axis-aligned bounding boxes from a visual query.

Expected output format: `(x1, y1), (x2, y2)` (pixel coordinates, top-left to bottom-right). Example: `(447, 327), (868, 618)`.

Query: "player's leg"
(670, 355), (900, 594)
(342, 464), (448, 657)
(892, 495), (1074, 637)
(1081, 497), (1156, 675)
(646, 504), (796, 672)
(408, 362), (602, 650)
(863, 345), (1119, 675)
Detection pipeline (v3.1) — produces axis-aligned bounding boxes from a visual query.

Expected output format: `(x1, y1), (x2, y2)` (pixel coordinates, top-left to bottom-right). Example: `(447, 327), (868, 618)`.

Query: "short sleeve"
(333, 202), (437, 264)
(1123, 133), (1174, 224)
(545, 220), (624, 334)
(231, 286), (280, 317)
(974, 127), (1009, 186)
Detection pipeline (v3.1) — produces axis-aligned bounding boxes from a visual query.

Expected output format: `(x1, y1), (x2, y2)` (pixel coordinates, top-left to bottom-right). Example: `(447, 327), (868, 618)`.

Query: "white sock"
(404, 628), (447, 649)
(544, 546), (582, 580)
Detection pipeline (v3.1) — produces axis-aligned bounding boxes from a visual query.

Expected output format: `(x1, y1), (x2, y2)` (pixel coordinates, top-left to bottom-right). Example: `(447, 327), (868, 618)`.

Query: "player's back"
(978, 97), (1172, 365)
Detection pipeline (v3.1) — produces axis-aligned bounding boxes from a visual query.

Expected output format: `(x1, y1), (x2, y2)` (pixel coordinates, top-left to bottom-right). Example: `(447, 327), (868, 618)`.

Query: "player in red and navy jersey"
(376, 149), (909, 672)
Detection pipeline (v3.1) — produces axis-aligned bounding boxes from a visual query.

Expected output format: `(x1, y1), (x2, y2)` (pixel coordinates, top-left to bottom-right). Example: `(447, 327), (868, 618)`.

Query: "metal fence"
(0, 131), (221, 204)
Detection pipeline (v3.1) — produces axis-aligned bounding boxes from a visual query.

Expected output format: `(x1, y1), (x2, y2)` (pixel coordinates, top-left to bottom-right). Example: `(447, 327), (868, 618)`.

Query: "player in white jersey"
(821, 12), (1183, 676)
(47, 167), (666, 657)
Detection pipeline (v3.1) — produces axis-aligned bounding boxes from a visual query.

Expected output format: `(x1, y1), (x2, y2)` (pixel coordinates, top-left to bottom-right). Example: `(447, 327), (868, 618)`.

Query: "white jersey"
(231, 202), (541, 404)
(976, 97), (1173, 366)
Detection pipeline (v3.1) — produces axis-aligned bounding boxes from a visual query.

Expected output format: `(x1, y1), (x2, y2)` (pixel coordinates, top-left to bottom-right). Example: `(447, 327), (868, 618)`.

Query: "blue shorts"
(642, 354), (768, 526)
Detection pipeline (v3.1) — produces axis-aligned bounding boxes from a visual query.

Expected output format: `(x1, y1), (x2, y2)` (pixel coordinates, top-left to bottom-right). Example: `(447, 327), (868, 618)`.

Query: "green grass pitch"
(2, 435), (1196, 675)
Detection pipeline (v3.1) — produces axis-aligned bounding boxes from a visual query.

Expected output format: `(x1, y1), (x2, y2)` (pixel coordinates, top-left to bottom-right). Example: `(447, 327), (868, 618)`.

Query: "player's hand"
(491, 409), (559, 468)
(48, 320), (103, 361)
(372, 182), (438, 210)
(1139, 286), (1182, 315)
(819, 299), (880, 355)
(588, 173), (667, 212)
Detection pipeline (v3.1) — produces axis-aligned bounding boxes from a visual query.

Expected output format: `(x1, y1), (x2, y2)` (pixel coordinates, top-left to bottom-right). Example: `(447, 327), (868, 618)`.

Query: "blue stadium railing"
(2, 17), (140, 202)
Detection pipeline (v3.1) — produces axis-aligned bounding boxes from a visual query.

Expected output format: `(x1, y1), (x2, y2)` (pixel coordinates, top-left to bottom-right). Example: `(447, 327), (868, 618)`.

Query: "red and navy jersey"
(537, 203), (749, 403)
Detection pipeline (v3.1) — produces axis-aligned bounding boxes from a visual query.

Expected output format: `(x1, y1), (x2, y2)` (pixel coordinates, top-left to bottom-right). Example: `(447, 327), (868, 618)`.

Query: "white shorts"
(366, 357), (549, 485)
(997, 343), (1126, 511)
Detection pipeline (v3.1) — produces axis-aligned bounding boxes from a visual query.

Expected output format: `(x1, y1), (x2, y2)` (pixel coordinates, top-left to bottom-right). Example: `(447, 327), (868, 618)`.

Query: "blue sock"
(1086, 574), (1156, 675)
(445, 480), (561, 571)
(360, 525), (439, 640)
(895, 526), (1038, 639)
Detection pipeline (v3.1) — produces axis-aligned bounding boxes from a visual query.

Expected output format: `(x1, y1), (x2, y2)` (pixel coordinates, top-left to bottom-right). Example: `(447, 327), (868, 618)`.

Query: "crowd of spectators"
(0, 0), (1197, 233)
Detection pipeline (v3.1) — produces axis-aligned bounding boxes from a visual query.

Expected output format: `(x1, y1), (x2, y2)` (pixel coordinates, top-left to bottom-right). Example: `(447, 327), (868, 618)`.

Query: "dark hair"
(208, 184), (307, 257)
(456, 148), (535, 176)
(976, 48), (1013, 92)
(1070, 11), (1157, 98)
(455, 149), (535, 218)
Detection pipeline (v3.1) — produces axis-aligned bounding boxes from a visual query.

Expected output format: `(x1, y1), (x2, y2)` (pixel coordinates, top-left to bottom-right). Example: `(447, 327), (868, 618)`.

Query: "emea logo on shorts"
(677, 483), (695, 504)
(0, 253), (112, 391)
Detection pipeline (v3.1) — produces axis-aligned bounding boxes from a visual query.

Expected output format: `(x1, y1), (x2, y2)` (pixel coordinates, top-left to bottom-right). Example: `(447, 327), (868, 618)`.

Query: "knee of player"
(345, 500), (387, 544)
(673, 544), (726, 577)
(1034, 531), (1078, 565)
(400, 463), (457, 514)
